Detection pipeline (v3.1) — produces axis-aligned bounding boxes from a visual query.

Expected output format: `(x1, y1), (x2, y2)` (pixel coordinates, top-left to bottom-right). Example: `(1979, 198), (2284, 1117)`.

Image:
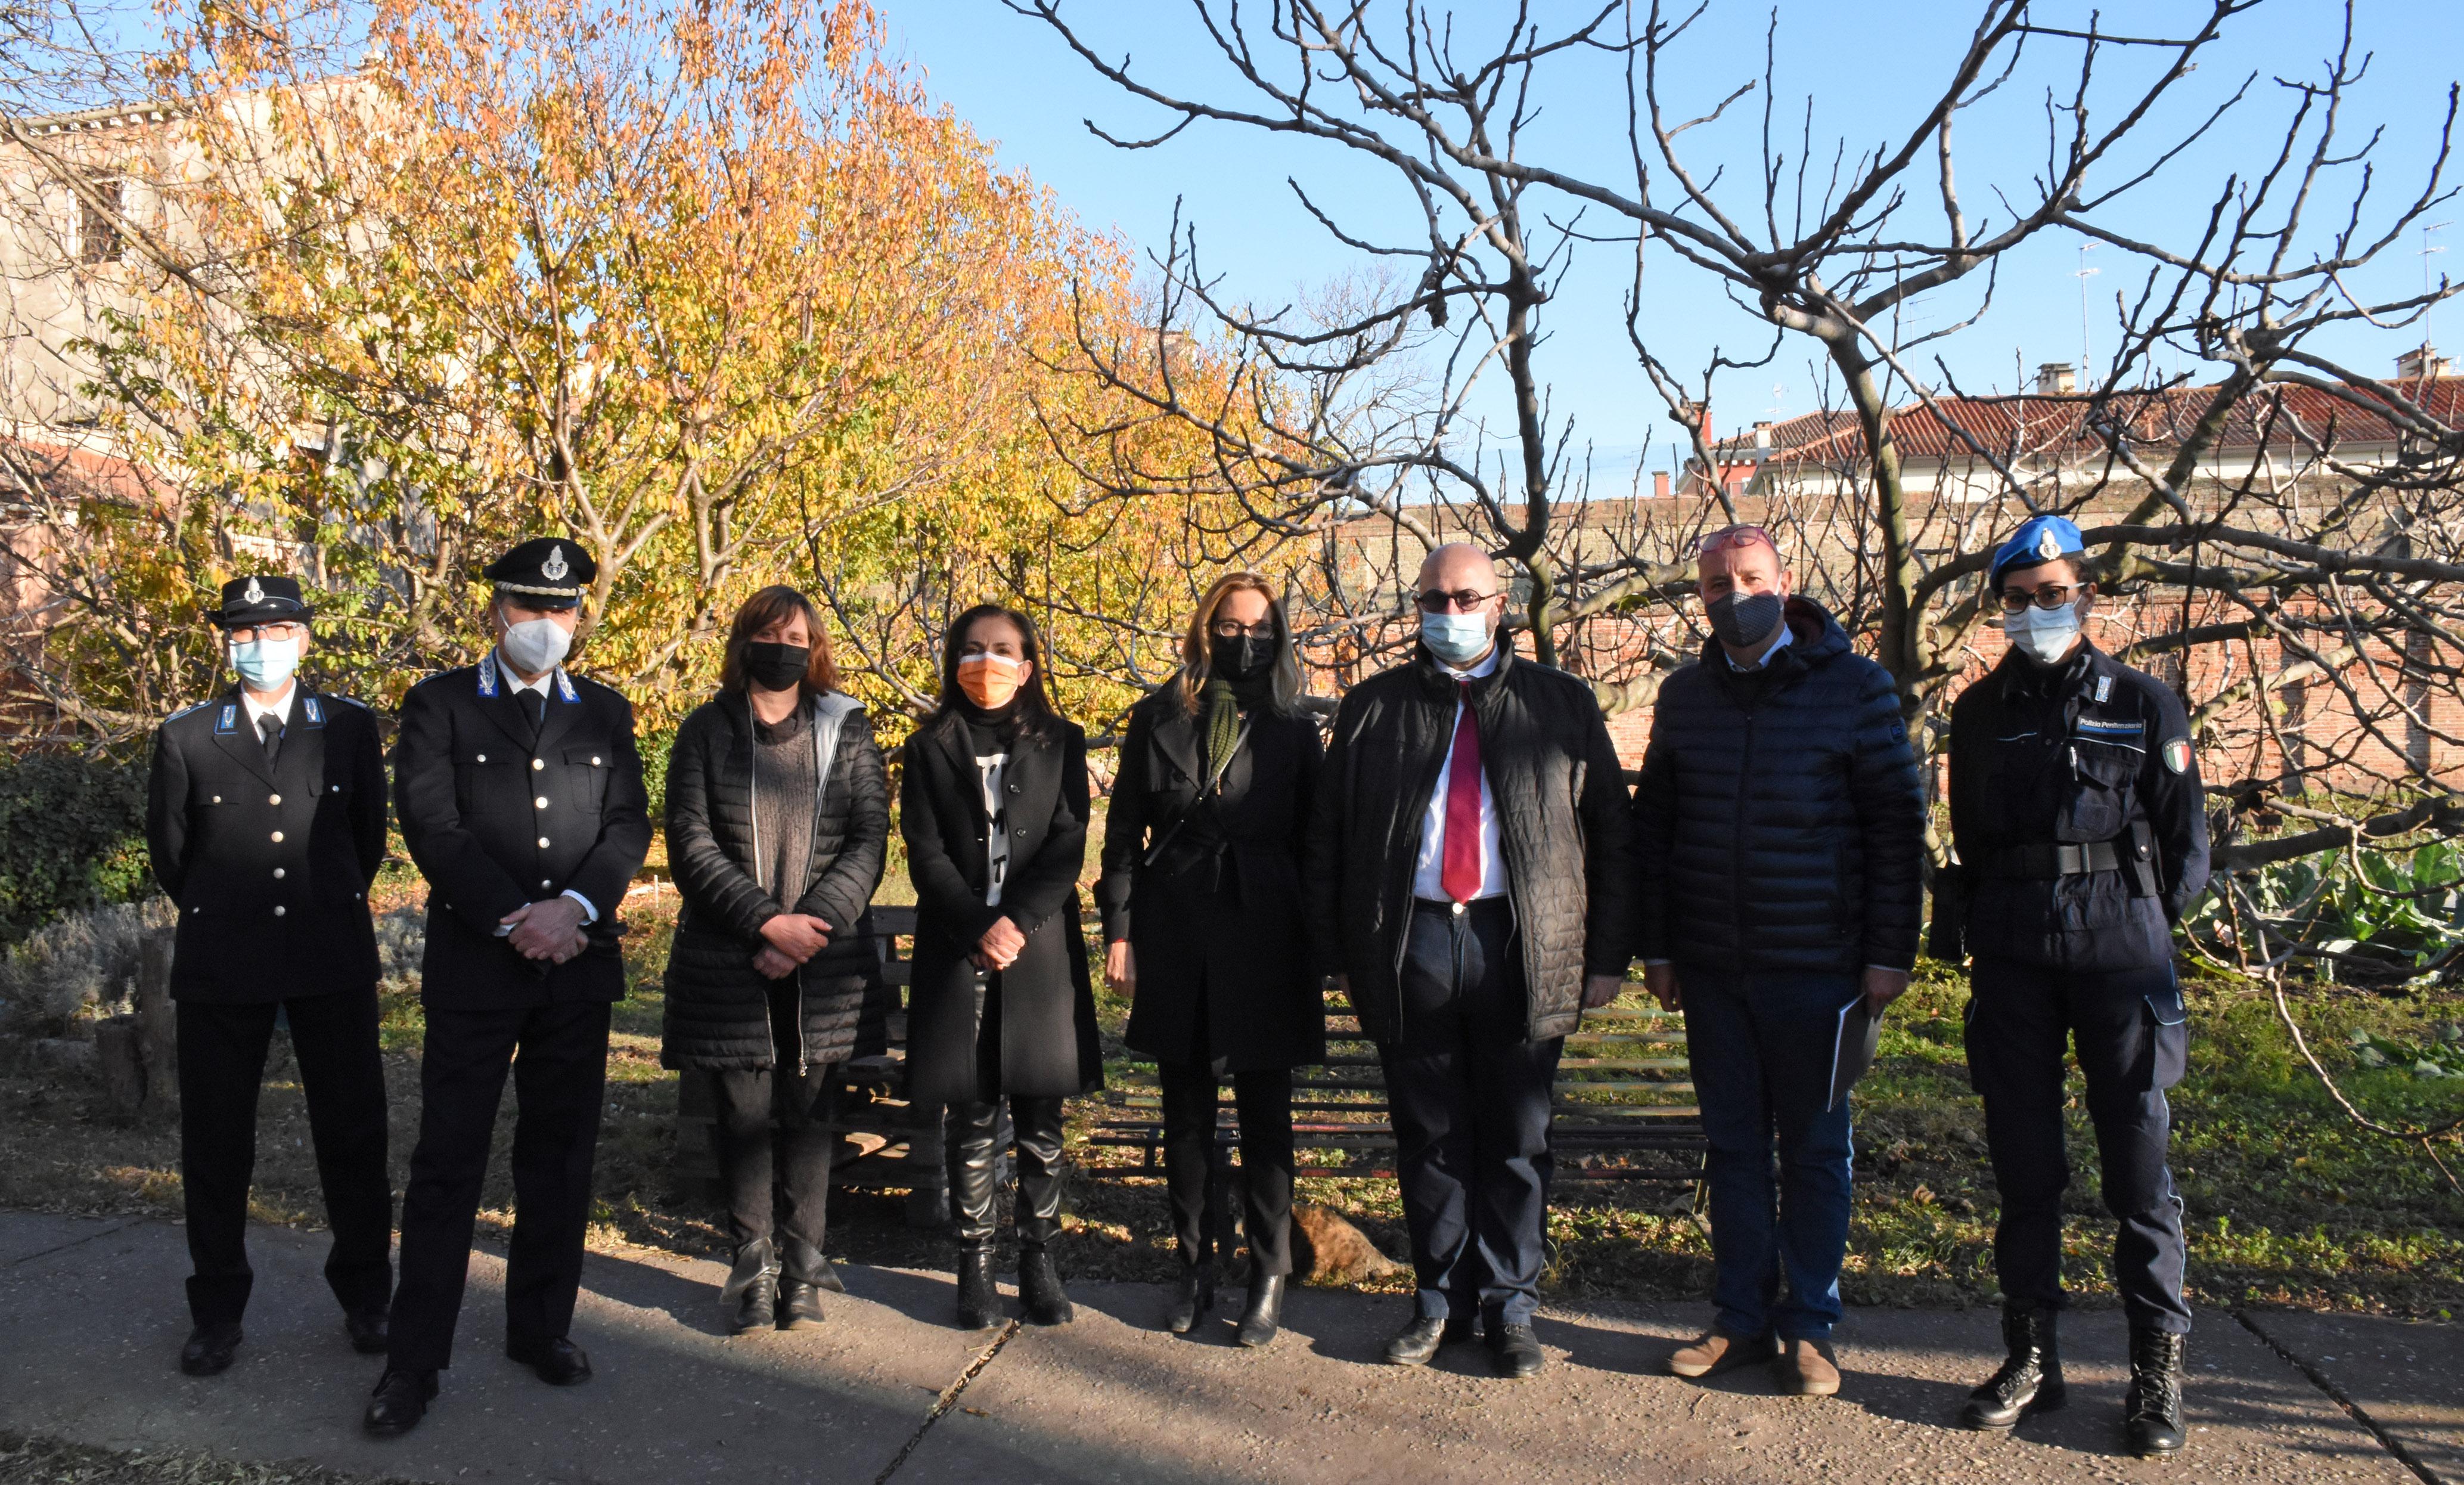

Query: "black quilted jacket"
(660, 689), (890, 1072)
(1302, 641), (1637, 1045)
(1630, 599), (1926, 978)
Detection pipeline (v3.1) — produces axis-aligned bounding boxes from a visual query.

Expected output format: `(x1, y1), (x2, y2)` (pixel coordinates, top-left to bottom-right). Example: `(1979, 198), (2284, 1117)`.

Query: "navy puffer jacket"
(1630, 599), (1925, 978)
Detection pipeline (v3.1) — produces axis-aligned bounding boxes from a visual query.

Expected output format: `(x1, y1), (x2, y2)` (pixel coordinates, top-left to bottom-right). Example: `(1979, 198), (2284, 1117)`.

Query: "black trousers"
(1157, 1062), (1295, 1277)
(1965, 958), (2192, 1335)
(948, 1095), (1065, 1247)
(1380, 898), (1561, 1328)
(387, 1000), (610, 1372)
(176, 992), (393, 1327)
(714, 984), (842, 1261)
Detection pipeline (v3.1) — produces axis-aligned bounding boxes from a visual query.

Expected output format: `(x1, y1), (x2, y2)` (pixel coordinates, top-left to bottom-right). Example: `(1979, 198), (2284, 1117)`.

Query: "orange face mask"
(957, 652), (1026, 709)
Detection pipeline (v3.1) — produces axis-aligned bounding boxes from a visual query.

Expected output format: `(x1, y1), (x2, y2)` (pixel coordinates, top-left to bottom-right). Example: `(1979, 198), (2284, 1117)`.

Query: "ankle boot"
(776, 1236), (831, 1329)
(2124, 1326), (2187, 1457)
(1960, 1306), (2064, 1429)
(1017, 1243), (1075, 1326)
(953, 1245), (1003, 1331)
(1164, 1263), (1215, 1335)
(1236, 1273), (1287, 1348)
(720, 1239), (778, 1337)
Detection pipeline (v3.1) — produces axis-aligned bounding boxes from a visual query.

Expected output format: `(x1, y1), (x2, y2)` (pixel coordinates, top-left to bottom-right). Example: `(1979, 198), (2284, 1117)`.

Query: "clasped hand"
(755, 912), (833, 980)
(974, 916), (1026, 972)
(500, 897), (588, 965)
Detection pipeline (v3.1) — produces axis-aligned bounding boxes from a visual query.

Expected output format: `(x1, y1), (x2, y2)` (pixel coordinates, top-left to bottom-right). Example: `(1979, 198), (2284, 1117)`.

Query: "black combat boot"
(1960, 1306), (2065, 1430)
(1017, 1243), (1076, 1326)
(2124, 1326), (2188, 1457)
(954, 1244), (1004, 1331)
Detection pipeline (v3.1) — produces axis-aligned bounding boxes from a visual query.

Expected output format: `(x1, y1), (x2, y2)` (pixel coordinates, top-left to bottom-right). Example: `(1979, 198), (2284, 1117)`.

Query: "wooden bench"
(1089, 983), (1706, 1183)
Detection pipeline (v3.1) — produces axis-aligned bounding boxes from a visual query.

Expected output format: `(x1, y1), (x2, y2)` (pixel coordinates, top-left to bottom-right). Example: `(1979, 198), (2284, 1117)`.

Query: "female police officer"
(1932, 515), (2209, 1458)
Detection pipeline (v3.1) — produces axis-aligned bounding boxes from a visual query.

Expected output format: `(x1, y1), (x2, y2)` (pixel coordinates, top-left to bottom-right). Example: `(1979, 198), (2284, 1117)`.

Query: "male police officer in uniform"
(146, 575), (393, 1377)
(1933, 515), (2210, 1458)
(365, 537), (650, 1437)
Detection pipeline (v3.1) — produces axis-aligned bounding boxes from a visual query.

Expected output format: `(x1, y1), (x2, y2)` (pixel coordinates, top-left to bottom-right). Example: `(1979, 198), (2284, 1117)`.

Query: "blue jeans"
(1683, 969), (1858, 1342)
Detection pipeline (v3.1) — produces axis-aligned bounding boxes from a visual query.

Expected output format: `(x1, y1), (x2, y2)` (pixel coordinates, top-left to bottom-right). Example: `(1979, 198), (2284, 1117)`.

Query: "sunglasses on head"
(1695, 525), (1773, 556)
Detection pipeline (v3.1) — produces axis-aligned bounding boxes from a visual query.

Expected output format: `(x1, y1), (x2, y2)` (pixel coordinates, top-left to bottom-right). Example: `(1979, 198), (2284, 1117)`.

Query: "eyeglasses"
(1695, 525), (1773, 556)
(1997, 584), (2083, 614)
(1209, 619), (1277, 640)
(1416, 588), (1500, 613)
(226, 622), (305, 644)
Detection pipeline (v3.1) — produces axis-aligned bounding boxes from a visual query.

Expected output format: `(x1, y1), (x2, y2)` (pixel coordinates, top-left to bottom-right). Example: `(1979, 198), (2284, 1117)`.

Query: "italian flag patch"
(2162, 738), (2192, 774)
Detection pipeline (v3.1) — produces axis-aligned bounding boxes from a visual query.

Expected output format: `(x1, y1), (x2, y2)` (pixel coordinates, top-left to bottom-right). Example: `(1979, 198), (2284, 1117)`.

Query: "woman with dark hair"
(903, 603), (1101, 1331)
(1097, 573), (1324, 1347)
(661, 586), (889, 1334)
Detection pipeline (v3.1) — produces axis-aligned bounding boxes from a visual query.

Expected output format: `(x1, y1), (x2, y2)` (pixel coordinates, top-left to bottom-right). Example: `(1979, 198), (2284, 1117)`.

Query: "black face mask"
(744, 641), (809, 693)
(1209, 633), (1275, 683)
(1708, 591), (1785, 650)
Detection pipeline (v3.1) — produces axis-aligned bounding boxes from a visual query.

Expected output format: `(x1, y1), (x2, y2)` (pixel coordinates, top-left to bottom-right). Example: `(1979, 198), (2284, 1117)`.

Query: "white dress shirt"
(496, 661), (599, 929)
(1411, 643), (1508, 902)
(240, 683), (296, 731)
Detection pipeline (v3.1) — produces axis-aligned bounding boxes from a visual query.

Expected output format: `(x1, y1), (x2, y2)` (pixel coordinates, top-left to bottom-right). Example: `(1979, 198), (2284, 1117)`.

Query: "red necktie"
(1441, 681), (1484, 903)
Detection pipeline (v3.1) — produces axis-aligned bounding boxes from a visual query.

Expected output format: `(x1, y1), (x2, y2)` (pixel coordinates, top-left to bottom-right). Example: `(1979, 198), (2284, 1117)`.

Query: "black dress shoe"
(1017, 1244), (1075, 1326)
(776, 1279), (826, 1331)
(1488, 1322), (1546, 1378)
(1236, 1274), (1286, 1349)
(1165, 1265), (1215, 1335)
(362, 1368), (436, 1438)
(344, 1310), (390, 1356)
(505, 1334), (593, 1385)
(179, 1322), (243, 1377)
(1383, 1313), (1476, 1367)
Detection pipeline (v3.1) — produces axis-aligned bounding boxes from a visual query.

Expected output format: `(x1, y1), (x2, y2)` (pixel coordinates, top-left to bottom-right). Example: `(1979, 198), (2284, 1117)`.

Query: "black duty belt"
(1984, 841), (2122, 879)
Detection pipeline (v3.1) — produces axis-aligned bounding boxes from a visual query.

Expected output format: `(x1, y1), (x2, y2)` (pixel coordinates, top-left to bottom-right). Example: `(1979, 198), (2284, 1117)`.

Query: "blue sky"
(885, 1), (2464, 480)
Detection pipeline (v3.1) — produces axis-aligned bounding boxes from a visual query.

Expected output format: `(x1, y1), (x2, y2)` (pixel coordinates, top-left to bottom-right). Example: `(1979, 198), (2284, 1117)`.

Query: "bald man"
(1304, 544), (1636, 1379)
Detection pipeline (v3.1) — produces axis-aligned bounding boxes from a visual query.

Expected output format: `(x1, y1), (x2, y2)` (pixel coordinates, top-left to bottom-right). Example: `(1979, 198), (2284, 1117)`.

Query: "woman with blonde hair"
(1097, 572), (1324, 1347)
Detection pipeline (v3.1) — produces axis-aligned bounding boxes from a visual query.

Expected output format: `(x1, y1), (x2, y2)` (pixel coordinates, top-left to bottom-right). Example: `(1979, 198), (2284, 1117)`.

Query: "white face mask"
(2003, 599), (2085, 666)
(498, 607), (573, 676)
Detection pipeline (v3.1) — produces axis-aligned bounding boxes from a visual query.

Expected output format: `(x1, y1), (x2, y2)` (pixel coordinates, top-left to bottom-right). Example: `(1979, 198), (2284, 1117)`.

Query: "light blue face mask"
(2003, 600), (2084, 666)
(1421, 610), (1494, 668)
(229, 635), (300, 693)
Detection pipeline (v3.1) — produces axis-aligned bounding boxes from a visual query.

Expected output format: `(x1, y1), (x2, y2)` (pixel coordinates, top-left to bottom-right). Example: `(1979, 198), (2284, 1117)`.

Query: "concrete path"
(0, 1211), (2450, 1484)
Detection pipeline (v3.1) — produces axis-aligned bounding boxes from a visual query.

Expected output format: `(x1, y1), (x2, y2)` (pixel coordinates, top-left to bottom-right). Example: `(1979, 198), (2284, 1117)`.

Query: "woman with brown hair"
(1097, 572), (1324, 1347)
(902, 603), (1103, 1331)
(662, 587), (889, 1335)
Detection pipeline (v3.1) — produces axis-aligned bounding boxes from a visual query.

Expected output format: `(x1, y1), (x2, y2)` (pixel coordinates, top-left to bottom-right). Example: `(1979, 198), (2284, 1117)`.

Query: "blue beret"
(1990, 515), (2085, 585)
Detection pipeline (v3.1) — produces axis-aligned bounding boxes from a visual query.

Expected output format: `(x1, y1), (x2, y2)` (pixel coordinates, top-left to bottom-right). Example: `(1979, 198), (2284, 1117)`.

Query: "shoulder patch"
(2162, 737), (2192, 774)
(332, 695), (371, 710)
(2094, 674), (2113, 703)
(166, 700), (210, 723)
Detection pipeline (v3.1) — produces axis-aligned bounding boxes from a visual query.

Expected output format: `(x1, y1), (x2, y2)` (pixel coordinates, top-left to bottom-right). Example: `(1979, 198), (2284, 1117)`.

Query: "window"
(77, 175), (123, 266)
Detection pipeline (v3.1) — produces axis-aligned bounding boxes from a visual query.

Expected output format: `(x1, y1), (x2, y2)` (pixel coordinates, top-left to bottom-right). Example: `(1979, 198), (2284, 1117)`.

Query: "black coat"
(902, 713), (1102, 1104)
(660, 688), (890, 1072)
(1630, 598), (1927, 978)
(1096, 684), (1326, 1071)
(146, 686), (389, 1002)
(392, 653), (653, 1009)
(1302, 641), (1637, 1046)
(1935, 642), (2211, 972)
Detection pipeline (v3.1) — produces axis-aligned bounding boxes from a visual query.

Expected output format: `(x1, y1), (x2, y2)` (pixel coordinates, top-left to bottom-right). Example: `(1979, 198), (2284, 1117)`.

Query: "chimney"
(2398, 344), (2454, 380)
(1652, 470), (1671, 499)
(1752, 420), (1773, 451)
(2035, 362), (2077, 395)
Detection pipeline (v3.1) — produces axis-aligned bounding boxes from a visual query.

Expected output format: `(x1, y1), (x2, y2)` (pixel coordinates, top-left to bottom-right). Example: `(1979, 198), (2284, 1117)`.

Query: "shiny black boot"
(954, 1246), (1003, 1331)
(1960, 1306), (2065, 1430)
(1017, 1244), (1075, 1326)
(2125, 1327), (2187, 1457)
(1236, 1273), (1286, 1348)
(721, 1239), (778, 1337)
(1165, 1263), (1215, 1335)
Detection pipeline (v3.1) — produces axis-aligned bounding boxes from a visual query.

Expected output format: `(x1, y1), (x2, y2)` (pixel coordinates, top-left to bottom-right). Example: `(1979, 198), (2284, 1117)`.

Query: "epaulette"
(165, 700), (212, 723)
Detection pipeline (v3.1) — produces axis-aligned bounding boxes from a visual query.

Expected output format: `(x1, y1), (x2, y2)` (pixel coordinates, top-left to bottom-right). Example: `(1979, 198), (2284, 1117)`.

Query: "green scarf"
(1200, 677), (1242, 780)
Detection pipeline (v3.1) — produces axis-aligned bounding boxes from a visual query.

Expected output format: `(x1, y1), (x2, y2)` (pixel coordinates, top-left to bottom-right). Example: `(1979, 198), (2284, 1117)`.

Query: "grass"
(2, 885), (2459, 1321)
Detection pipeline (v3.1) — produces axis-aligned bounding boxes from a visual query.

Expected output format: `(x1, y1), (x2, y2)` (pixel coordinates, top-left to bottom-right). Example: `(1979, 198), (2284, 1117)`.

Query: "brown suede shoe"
(1780, 1337), (1841, 1396)
(1669, 1327), (1780, 1379)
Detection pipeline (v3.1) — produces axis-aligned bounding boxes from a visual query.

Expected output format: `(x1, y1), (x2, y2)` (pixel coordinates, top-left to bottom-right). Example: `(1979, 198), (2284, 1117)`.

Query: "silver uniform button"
(532, 758), (545, 771)
(331, 784), (340, 793)
(538, 836), (551, 848)
(272, 867), (285, 879)
(273, 905), (285, 917)
(270, 830), (284, 843)
(535, 796), (550, 810)
(477, 753), (487, 763)
(541, 879), (553, 889)
(591, 756), (601, 767)
(211, 795), (222, 804)
(269, 793), (281, 805)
